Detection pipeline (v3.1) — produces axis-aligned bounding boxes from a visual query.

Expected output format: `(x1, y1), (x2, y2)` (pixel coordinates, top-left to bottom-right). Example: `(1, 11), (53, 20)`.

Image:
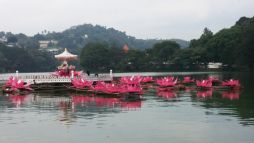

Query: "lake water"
(0, 72), (254, 143)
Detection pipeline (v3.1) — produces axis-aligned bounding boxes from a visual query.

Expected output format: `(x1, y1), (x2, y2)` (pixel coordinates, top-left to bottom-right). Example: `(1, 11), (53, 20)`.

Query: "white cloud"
(0, 0), (253, 40)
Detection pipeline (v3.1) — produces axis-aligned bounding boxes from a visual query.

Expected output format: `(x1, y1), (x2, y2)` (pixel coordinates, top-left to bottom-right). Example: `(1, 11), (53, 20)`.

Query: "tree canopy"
(0, 44), (57, 72)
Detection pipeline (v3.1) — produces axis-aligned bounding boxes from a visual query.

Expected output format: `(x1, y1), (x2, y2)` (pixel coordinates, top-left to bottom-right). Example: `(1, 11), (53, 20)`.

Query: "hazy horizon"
(0, 0), (254, 40)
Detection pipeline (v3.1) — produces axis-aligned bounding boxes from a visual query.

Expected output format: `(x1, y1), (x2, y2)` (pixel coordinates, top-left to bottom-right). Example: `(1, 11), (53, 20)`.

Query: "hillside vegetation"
(0, 16), (253, 72)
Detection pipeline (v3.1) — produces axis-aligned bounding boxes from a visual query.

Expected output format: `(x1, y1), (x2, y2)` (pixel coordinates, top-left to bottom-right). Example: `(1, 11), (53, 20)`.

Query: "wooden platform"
(0, 72), (113, 84)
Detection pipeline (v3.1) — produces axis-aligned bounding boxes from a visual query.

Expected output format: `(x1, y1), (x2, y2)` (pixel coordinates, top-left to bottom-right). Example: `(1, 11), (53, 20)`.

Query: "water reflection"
(151, 72), (254, 126)
(0, 72), (254, 129)
(184, 86), (196, 92)
(156, 88), (177, 99)
(71, 94), (142, 109)
(196, 89), (213, 98)
(221, 90), (240, 100)
(8, 94), (28, 107)
(31, 93), (142, 124)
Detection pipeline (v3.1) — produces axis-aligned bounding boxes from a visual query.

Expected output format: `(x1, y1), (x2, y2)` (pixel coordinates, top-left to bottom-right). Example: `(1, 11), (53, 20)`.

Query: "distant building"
(38, 40), (61, 54)
(0, 36), (7, 43)
(39, 40), (58, 49)
(6, 44), (15, 47)
(123, 44), (129, 53)
(46, 48), (60, 54)
(207, 62), (222, 69)
(50, 40), (58, 45)
(39, 41), (50, 48)
(39, 47), (61, 54)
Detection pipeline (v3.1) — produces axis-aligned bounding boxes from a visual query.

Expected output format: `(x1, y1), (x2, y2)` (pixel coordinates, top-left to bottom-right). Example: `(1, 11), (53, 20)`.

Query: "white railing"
(0, 72), (113, 84)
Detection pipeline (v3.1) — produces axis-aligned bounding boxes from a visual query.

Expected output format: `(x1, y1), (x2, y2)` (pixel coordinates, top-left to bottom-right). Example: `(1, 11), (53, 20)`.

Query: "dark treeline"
(0, 16), (253, 73)
(0, 44), (57, 72)
(80, 16), (254, 72)
(188, 16), (254, 71)
(80, 41), (181, 72)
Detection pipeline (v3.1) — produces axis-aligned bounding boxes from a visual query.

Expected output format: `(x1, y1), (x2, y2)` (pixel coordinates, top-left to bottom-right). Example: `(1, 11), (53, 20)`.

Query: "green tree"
(148, 40), (180, 70)
(80, 42), (111, 72)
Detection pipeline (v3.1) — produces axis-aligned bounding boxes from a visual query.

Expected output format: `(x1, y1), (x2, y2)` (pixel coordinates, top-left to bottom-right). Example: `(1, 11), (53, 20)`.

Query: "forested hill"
(188, 16), (254, 70)
(33, 24), (189, 50)
(1, 16), (253, 72)
(0, 43), (57, 72)
(79, 16), (254, 72)
(1, 24), (189, 52)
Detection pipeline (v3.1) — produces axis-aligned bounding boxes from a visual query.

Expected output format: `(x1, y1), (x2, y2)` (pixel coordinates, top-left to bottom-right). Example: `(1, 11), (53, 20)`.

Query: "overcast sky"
(0, 0), (253, 40)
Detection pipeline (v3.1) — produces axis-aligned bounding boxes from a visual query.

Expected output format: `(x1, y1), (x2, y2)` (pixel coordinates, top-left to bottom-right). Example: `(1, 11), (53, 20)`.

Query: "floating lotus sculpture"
(92, 82), (121, 94)
(156, 76), (178, 87)
(90, 81), (143, 95)
(104, 83), (122, 94)
(120, 85), (143, 94)
(182, 76), (195, 84)
(3, 76), (33, 93)
(120, 76), (143, 85)
(53, 69), (83, 77)
(196, 80), (212, 88)
(53, 48), (82, 77)
(208, 76), (220, 82)
(92, 81), (107, 92)
(222, 79), (241, 88)
(141, 76), (153, 83)
(71, 78), (93, 89)
(5, 76), (17, 87)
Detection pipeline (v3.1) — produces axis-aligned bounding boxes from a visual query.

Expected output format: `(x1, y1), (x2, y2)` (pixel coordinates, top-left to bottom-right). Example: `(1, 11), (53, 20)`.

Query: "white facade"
(46, 48), (59, 54)
(38, 40), (58, 49)
(0, 36), (7, 43)
(207, 62), (222, 69)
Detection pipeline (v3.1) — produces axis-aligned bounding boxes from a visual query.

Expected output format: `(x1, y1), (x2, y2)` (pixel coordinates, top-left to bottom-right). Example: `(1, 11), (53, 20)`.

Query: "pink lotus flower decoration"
(5, 76), (17, 87)
(120, 85), (143, 94)
(71, 78), (93, 89)
(222, 79), (241, 87)
(91, 81), (143, 95)
(156, 76), (178, 87)
(52, 69), (82, 77)
(196, 80), (212, 88)
(208, 76), (220, 82)
(141, 76), (153, 83)
(104, 83), (122, 94)
(183, 76), (195, 83)
(120, 76), (142, 85)
(4, 76), (33, 92)
(92, 81), (107, 92)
